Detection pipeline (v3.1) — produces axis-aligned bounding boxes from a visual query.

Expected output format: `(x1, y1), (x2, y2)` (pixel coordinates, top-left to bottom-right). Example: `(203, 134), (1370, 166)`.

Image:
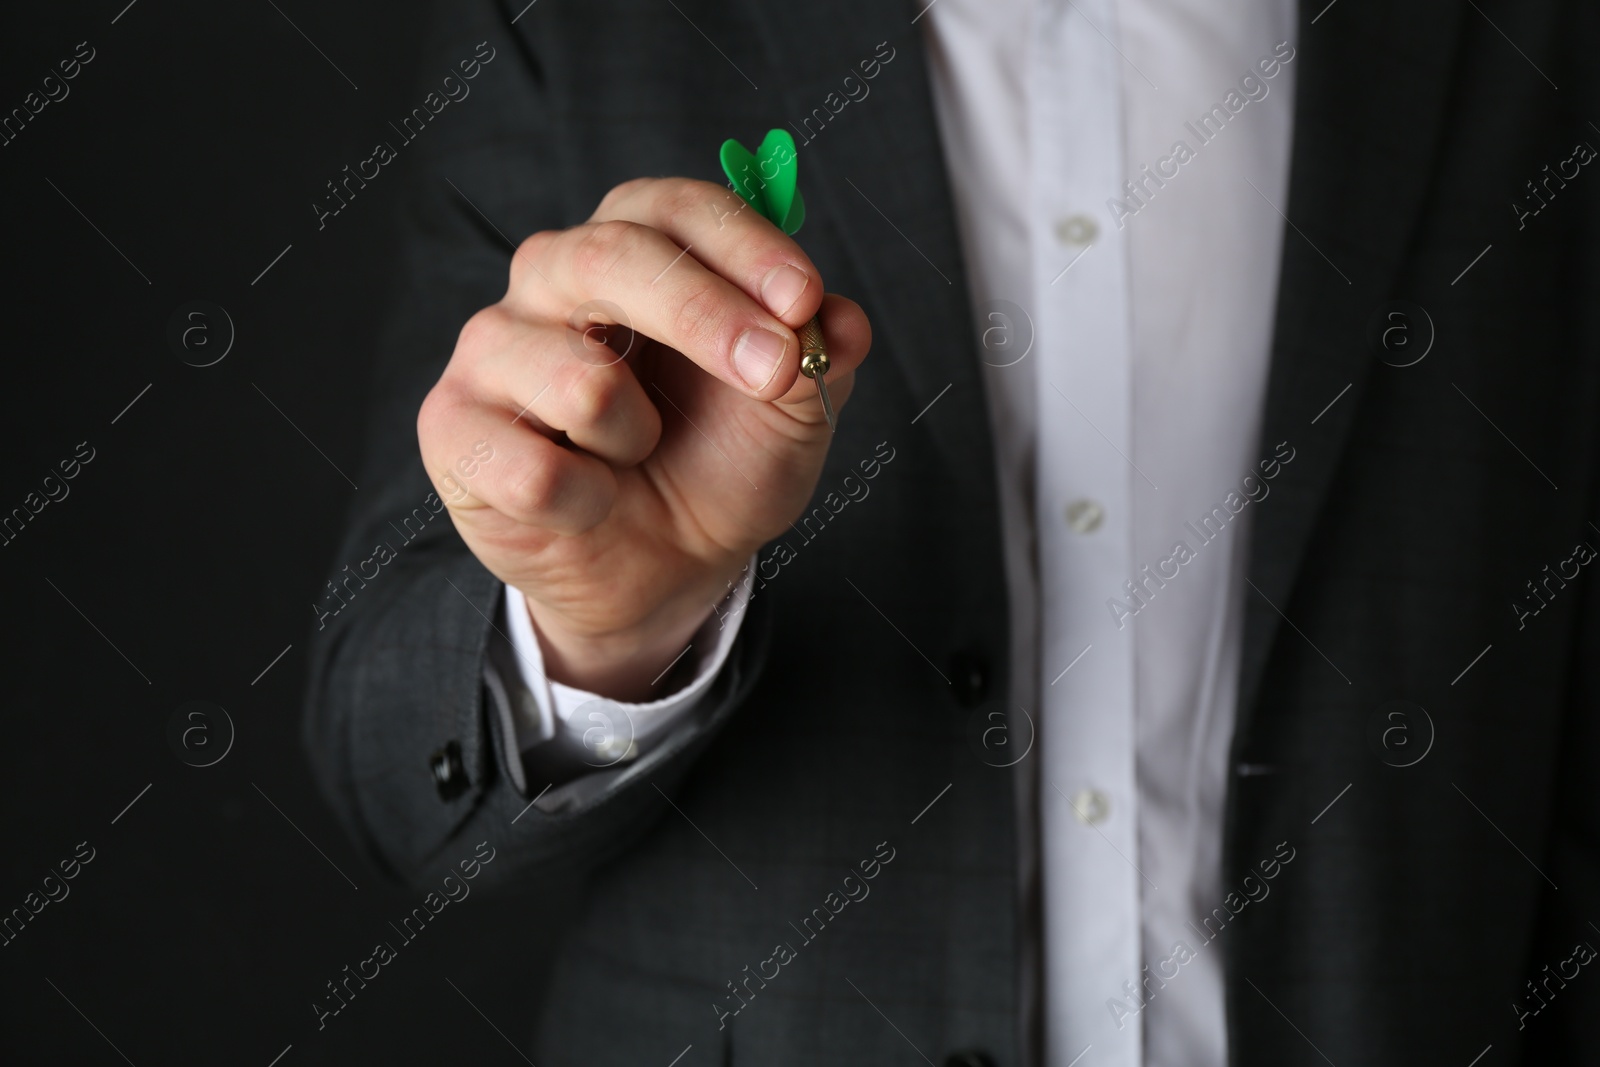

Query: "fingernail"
(733, 329), (788, 392)
(760, 264), (810, 319)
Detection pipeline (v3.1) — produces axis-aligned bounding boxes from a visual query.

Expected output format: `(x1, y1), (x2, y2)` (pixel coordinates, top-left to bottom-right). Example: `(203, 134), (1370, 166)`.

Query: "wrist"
(523, 578), (734, 702)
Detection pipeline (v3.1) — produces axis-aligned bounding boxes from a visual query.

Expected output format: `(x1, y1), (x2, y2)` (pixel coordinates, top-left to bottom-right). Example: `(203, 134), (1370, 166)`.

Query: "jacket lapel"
(742, 0), (997, 483)
(1233, 0), (1465, 732)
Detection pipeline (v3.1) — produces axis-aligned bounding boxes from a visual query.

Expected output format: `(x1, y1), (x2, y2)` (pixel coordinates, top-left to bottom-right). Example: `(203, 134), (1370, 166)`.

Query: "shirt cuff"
(500, 560), (756, 761)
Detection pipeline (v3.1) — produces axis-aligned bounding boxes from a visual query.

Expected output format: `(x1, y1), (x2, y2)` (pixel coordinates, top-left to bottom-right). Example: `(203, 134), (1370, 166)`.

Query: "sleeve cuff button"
(429, 740), (470, 801)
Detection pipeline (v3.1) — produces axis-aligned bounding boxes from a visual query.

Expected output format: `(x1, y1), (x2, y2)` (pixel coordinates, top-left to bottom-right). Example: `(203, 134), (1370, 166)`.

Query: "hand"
(418, 177), (871, 701)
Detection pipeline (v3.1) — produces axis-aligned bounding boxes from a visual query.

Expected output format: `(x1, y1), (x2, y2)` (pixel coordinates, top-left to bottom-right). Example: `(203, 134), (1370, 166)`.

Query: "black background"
(0, 2), (555, 1062)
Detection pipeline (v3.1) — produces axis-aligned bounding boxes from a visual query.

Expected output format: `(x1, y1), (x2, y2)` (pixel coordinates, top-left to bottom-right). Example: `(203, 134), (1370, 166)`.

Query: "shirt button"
(1055, 214), (1099, 245)
(576, 702), (638, 766)
(1072, 788), (1110, 825)
(589, 734), (637, 764)
(1064, 498), (1104, 534)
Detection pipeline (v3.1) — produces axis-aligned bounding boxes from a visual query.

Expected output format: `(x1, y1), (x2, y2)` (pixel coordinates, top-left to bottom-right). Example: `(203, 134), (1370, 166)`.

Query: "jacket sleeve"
(299, 0), (771, 894)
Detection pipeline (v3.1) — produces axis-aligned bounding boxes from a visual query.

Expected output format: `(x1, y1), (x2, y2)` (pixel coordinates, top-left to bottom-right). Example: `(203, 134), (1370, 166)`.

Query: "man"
(304, 0), (1600, 1063)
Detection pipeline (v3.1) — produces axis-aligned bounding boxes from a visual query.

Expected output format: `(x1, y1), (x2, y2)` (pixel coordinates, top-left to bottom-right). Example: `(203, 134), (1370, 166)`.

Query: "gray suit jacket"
(304, 0), (1600, 1063)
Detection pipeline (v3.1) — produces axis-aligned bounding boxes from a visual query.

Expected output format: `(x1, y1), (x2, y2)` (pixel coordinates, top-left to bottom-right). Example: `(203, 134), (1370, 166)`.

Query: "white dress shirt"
(502, 1), (1296, 1061)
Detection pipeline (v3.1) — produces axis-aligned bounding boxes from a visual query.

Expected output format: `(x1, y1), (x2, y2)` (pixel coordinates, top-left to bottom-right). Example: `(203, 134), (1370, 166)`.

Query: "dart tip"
(814, 374), (837, 433)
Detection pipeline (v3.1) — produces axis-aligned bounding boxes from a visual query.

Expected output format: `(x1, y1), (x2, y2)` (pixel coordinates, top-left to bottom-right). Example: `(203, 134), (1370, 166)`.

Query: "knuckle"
(596, 177), (652, 217)
(416, 382), (466, 450)
(569, 219), (648, 285)
(559, 366), (620, 428)
(668, 281), (730, 358)
(503, 453), (564, 522)
(656, 178), (715, 227)
(415, 386), (446, 445)
(454, 307), (502, 360)
(510, 230), (555, 284)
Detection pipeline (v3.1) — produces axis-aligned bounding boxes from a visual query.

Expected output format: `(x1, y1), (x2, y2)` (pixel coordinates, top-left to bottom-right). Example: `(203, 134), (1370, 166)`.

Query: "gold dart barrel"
(798, 315), (830, 379)
(797, 314), (836, 432)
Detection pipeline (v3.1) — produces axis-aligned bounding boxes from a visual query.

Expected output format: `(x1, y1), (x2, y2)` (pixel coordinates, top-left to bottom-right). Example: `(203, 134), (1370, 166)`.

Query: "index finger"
(593, 177), (825, 331)
(511, 215), (803, 400)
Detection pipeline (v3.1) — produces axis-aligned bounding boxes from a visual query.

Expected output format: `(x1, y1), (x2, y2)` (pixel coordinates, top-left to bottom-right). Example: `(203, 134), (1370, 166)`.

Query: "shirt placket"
(1030, 0), (1143, 1063)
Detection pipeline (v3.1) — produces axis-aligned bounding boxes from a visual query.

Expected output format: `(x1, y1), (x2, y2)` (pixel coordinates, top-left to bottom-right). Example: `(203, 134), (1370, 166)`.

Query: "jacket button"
(943, 1053), (996, 1067)
(947, 649), (990, 708)
(429, 740), (469, 802)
